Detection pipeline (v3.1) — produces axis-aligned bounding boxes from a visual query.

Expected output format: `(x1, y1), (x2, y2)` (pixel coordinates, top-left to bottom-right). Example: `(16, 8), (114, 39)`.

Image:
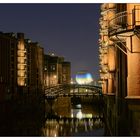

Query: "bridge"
(44, 84), (102, 99)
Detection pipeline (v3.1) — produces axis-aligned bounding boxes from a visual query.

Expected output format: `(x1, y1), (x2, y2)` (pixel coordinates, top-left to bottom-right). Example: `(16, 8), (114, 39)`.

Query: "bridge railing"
(44, 84), (102, 98)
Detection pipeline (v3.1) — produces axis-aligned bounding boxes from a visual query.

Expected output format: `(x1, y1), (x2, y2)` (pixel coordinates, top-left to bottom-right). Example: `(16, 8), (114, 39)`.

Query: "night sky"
(0, 4), (100, 79)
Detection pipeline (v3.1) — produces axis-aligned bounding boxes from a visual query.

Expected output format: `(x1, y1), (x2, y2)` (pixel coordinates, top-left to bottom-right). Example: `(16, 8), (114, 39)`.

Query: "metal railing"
(44, 84), (102, 98)
(108, 11), (132, 35)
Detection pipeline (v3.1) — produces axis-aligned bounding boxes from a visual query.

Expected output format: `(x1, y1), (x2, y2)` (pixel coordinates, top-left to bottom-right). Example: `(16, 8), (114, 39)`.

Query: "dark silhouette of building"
(26, 42), (44, 94)
(0, 32), (17, 101)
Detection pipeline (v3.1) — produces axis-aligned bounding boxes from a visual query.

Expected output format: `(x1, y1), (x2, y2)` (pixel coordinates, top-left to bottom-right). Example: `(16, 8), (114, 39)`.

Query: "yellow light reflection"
(76, 111), (83, 119)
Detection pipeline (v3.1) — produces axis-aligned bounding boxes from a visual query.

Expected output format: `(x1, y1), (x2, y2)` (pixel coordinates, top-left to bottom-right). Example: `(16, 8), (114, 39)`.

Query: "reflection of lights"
(84, 114), (93, 118)
(71, 114), (73, 118)
(54, 133), (57, 137)
(71, 108), (93, 120)
(76, 111), (83, 119)
(60, 126), (63, 131)
(71, 109), (83, 119)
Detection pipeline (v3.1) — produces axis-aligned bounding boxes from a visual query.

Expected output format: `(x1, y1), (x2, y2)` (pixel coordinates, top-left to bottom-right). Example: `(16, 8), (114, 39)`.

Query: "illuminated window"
(50, 65), (56, 71)
(17, 40), (27, 86)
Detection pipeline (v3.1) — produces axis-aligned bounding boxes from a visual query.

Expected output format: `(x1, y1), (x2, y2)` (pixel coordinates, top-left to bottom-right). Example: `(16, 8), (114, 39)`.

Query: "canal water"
(0, 96), (104, 136)
(42, 97), (104, 136)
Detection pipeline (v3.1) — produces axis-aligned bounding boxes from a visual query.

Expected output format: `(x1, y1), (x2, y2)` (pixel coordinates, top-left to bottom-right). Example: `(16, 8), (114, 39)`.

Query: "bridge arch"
(44, 84), (102, 99)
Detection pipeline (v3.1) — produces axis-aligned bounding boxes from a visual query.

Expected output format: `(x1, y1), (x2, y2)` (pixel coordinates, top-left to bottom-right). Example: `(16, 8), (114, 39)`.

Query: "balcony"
(108, 11), (133, 36)
(101, 8), (115, 16)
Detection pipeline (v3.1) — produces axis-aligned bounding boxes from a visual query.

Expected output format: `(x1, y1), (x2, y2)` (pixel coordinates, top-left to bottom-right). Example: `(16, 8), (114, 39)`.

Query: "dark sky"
(0, 4), (100, 79)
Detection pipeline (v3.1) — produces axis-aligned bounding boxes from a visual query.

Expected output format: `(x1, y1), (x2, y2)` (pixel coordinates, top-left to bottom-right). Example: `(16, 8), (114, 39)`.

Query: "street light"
(53, 75), (57, 79)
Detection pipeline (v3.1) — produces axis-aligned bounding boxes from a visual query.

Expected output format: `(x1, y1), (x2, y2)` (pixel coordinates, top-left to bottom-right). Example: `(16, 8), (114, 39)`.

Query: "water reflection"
(42, 116), (104, 136)
(42, 100), (104, 136)
(0, 95), (104, 136)
(42, 119), (59, 136)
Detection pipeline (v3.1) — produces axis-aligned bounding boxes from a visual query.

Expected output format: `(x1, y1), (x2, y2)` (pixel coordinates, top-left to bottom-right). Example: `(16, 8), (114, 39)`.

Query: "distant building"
(75, 71), (93, 85)
(44, 53), (71, 87)
(0, 31), (71, 102)
(62, 62), (71, 84)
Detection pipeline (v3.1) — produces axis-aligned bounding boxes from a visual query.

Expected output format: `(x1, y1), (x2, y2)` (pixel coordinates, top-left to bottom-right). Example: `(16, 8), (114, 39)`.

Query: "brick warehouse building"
(44, 53), (71, 87)
(99, 4), (140, 136)
(0, 32), (44, 102)
(0, 32), (71, 103)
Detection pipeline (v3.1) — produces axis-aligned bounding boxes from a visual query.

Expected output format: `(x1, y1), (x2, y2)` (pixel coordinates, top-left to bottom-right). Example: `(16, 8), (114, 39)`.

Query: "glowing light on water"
(76, 111), (83, 119)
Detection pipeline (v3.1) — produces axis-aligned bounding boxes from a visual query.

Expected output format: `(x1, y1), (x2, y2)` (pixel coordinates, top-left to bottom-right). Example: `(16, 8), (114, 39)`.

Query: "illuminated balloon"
(75, 71), (93, 85)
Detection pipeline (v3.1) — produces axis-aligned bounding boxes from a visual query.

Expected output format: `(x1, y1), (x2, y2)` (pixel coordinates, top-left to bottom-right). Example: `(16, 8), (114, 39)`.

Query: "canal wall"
(53, 97), (71, 117)
(80, 96), (102, 105)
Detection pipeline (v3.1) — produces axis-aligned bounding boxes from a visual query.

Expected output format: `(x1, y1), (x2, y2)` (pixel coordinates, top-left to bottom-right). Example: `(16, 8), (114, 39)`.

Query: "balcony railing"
(108, 11), (132, 36)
